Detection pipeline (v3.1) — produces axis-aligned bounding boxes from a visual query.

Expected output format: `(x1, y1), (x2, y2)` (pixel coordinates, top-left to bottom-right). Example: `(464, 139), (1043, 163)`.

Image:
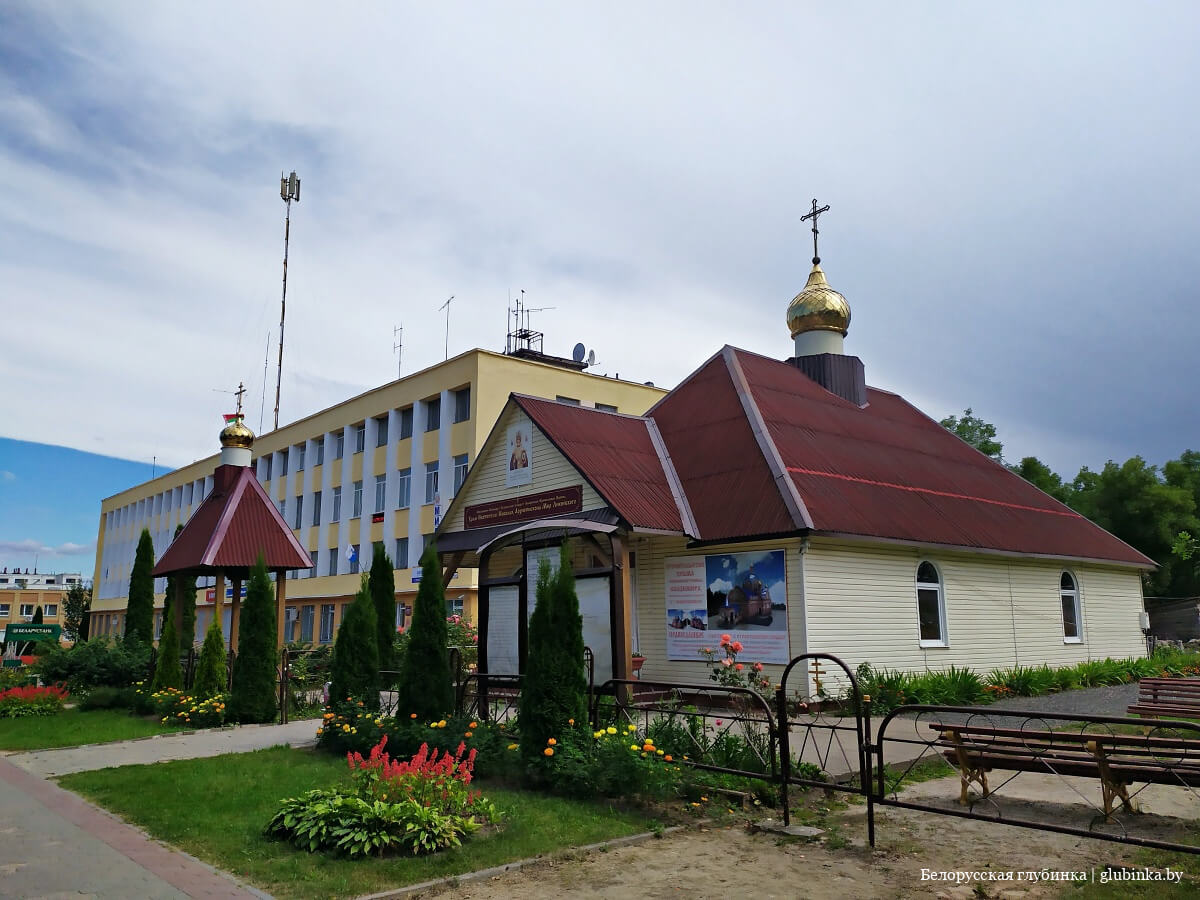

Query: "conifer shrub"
(369, 543), (397, 672)
(193, 616), (228, 697)
(126, 529), (156, 645)
(165, 523), (198, 647)
(519, 543), (588, 760)
(151, 614), (183, 691)
(395, 543), (453, 720)
(229, 556), (279, 723)
(330, 576), (380, 710)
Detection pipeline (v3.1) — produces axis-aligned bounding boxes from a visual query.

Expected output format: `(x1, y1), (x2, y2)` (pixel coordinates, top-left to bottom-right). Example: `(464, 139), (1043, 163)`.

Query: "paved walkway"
(0, 719), (319, 898)
(7, 717), (318, 777)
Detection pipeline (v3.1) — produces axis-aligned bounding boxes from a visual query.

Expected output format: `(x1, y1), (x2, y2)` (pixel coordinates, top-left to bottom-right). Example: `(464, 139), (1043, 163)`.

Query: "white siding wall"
(803, 539), (1147, 680)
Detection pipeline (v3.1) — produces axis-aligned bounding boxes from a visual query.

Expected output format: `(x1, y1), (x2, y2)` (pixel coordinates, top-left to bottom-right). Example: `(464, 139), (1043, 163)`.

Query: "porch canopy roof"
(436, 507), (620, 568)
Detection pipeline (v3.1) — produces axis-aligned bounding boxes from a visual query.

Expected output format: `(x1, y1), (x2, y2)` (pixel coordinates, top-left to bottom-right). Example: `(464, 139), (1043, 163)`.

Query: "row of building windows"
(279, 455), (468, 528)
(915, 562), (1084, 647)
(0, 603), (58, 618)
(258, 388), (471, 480)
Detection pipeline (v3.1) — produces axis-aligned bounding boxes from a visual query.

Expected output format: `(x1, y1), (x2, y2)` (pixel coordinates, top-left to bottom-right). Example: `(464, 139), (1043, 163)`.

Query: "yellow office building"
(90, 348), (665, 645)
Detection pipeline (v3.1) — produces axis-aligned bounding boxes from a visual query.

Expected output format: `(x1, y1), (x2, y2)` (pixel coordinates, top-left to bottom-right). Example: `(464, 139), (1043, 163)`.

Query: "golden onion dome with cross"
(219, 417), (255, 450)
(787, 263), (851, 338)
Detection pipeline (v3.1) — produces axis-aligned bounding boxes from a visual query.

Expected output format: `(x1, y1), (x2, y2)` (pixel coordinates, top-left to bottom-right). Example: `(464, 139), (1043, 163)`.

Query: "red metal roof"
(153, 464), (313, 576)
(502, 346), (1152, 568)
(513, 396), (685, 532)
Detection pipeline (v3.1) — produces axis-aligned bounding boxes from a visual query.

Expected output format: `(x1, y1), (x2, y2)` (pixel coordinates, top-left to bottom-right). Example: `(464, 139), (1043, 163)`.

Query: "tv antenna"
(505, 290), (556, 355)
(393, 324), (404, 378)
(274, 170), (301, 431)
(438, 296), (454, 361)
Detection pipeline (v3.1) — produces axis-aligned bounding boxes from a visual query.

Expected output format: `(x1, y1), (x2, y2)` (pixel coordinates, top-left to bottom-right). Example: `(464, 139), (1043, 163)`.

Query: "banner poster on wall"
(665, 549), (789, 664)
(505, 420), (533, 487)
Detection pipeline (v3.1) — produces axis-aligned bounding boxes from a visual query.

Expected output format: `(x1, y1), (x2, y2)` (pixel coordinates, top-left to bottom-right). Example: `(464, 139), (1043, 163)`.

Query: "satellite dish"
(586, 349), (596, 366)
(572, 342), (586, 363)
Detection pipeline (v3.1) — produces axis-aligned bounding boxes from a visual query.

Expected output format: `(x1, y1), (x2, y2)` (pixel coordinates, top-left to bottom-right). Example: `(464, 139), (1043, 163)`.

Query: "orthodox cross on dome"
(800, 198), (831, 265)
(234, 381), (246, 416)
(223, 382), (247, 424)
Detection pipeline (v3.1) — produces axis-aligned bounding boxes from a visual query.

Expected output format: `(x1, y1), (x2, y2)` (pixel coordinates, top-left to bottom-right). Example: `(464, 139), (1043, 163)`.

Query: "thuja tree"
(229, 557), (278, 723)
(519, 543), (588, 759)
(369, 543), (396, 671)
(125, 529), (156, 645)
(396, 542), (452, 719)
(165, 524), (198, 646)
(193, 616), (228, 697)
(151, 612), (183, 691)
(330, 576), (380, 710)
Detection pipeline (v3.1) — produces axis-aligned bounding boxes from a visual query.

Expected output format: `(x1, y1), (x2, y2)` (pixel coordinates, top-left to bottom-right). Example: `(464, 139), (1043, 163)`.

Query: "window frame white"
(374, 474), (387, 514)
(352, 480), (363, 518)
(1060, 570), (1084, 643)
(43, 603), (58, 617)
(397, 468), (411, 509)
(424, 461), (439, 504)
(915, 560), (948, 648)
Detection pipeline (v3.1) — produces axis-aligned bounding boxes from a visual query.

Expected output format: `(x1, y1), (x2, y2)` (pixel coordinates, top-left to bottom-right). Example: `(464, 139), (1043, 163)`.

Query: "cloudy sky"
(3, 3), (1198, 489)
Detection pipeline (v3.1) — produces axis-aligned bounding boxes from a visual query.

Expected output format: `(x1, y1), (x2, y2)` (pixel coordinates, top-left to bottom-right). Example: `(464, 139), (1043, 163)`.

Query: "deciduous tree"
(940, 408), (1004, 461)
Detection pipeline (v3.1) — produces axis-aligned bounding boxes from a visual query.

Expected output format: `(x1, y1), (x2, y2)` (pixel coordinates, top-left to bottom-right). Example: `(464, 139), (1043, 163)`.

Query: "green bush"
(369, 544), (396, 673)
(519, 545), (588, 760)
(126, 529), (156, 645)
(531, 723), (681, 800)
(149, 687), (227, 728)
(395, 543), (452, 720)
(193, 616), (228, 697)
(330, 576), (380, 710)
(229, 557), (279, 723)
(79, 686), (134, 710)
(36, 637), (152, 692)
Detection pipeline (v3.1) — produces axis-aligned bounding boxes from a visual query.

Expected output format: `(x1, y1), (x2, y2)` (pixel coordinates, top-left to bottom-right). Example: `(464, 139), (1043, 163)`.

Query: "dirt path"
(421, 773), (1199, 899)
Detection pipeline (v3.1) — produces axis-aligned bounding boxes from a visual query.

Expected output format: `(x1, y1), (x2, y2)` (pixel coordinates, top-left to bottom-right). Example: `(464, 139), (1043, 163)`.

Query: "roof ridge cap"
(643, 419), (699, 537)
(721, 347), (814, 531)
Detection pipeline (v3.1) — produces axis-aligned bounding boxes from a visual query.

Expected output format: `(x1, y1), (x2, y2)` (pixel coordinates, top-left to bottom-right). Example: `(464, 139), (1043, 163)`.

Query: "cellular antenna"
(393, 324), (404, 379)
(438, 295), (454, 361)
(274, 170), (301, 431)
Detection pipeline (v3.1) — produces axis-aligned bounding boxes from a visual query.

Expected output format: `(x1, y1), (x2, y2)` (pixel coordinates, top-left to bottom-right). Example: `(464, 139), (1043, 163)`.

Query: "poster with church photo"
(665, 549), (788, 663)
(505, 421), (533, 487)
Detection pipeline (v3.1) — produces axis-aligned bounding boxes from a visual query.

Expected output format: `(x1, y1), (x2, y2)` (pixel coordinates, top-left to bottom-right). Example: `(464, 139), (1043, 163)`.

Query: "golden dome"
(219, 417), (255, 450)
(786, 263), (850, 338)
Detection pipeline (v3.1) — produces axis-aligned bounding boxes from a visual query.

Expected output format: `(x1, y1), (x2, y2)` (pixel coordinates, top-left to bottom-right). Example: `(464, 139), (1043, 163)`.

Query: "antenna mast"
(438, 295), (454, 361)
(393, 324), (404, 379)
(274, 170), (301, 431)
(259, 332), (270, 433)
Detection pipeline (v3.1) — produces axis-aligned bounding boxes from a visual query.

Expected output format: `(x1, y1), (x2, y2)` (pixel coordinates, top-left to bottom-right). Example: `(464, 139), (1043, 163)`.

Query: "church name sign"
(464, 485), (583, 530)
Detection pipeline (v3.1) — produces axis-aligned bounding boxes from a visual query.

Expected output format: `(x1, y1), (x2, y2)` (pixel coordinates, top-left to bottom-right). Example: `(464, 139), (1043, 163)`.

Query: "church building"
(435, 218), (1153, 688)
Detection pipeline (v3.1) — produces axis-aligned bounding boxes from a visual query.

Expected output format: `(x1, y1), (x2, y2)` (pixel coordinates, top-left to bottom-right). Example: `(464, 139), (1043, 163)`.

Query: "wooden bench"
(930, 721), (1200, 818)
(1127, 677), (1200, 720)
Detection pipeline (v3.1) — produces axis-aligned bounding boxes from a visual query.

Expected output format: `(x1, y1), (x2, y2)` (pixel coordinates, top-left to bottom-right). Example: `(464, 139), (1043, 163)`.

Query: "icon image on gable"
(505, 421), (533, 487)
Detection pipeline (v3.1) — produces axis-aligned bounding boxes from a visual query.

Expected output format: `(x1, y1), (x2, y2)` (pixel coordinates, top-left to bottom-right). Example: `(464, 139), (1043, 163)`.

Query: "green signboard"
(5, 623), (62, 642)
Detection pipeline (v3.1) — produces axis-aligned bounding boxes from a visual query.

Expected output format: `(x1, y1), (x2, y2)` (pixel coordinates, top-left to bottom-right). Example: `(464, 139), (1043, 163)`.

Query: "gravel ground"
(894, 682), (1147, 730)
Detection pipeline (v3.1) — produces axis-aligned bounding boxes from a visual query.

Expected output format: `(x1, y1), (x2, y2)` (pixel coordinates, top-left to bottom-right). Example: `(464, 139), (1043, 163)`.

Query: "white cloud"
(0, 539), (96, 558)
(708, 577), (733, 594)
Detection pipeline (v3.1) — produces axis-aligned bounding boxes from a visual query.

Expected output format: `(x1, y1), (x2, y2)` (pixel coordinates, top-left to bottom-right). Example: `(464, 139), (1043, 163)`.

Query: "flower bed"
(148, 687), (228, 728)
(266, 736), (498, 857)
(0, 684), (68, 718)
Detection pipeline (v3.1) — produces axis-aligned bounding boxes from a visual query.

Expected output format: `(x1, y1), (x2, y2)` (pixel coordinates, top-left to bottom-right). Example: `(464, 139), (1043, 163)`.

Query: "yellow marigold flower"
(438, 720), (447, 728)
(630, 744), (640, 751)
(469, 721), (477, 728)
(568, 718), (575, 726)
(410, 713), (417, 719)
(507, 743), (519, 750)
(316, 728), (323, 735)
(643, 743), (654, 752)
(543, 747), (554, 757)
(547, 738), (557, 746)
(606, 726), (617, 735)
(594, 731), (603, 739)
(656, 750), (664, 756)
(465, 731), (473, 738)
(664, 755), (673, 762)
(343, 724), (350, 732)
(700, 796), (708, 802)
(351, 727), (357, 733)
(627, 724), (637, 732)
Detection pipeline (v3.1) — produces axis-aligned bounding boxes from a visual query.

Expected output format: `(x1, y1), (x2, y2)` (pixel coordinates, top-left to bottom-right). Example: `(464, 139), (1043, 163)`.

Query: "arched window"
(916, 561), (947, 647)
(1060, 571), (1082, 642)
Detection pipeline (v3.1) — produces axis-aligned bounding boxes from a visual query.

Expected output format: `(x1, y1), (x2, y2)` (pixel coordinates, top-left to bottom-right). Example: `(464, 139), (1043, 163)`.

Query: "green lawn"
(0, 708), (183, 751)
(59, 746), (656, 899)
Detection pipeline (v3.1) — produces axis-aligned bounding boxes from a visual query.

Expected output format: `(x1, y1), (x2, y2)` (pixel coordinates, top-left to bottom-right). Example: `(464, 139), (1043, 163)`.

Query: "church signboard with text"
(464, 485), (583, 530)
(665, 549), (789, 663)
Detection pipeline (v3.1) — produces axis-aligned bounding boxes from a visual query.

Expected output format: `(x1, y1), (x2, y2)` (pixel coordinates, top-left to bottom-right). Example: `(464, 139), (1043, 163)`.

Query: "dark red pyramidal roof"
(153, 464), (313, 576)
(494, 346), (1153, 569)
